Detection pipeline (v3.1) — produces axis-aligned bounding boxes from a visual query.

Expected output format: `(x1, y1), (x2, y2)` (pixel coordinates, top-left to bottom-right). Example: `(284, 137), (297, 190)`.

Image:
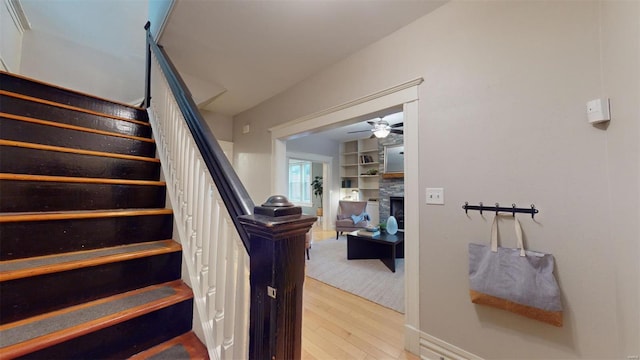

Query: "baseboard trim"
(404, 324), (421, 356)
(419, 332), (484, 360)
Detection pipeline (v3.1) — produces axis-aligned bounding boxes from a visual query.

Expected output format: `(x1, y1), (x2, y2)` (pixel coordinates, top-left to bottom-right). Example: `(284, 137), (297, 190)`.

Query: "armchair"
(335, 200), (370, 239)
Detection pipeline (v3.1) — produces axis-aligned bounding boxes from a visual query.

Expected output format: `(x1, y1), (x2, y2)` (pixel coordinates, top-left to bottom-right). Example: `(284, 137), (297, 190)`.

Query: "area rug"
(305, 236), (404, 313)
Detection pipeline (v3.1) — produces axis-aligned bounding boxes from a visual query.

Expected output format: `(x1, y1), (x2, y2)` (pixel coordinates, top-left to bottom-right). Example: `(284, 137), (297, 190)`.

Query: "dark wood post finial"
(143, 21), (152, 108)
(239, 195), (316, 360)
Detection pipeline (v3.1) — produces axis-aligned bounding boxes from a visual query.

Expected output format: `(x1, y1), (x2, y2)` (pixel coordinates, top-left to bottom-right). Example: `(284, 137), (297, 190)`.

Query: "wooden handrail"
(144, 21), (255, 251)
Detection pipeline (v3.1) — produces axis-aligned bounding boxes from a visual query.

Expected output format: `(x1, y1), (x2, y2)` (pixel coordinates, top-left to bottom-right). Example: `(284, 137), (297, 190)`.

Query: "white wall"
(233, 1), (639, 358)
(20, 29), (144, 102)
(16, 0), (147, 103)
(0, 0), (26, 72)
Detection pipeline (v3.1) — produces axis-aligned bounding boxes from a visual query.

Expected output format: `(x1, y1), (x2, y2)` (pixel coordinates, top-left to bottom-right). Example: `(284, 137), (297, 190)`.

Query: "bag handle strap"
(491, 215), (526, 256)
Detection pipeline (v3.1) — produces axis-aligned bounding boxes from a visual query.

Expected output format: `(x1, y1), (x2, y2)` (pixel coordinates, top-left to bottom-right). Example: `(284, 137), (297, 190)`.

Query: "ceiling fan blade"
(390, 122), (403, 128)
(366, 120), (377, 126)
(347, 129), (373, 134)
(390, 129), (403, 134)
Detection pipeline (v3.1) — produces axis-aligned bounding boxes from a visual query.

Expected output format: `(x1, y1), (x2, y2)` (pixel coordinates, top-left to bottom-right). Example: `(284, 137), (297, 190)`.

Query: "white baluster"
(233, 247), (250, 360)
(221, 219), (239, 359)
(187, 150), (198, 255)
(194, 161), (204, 271)
(207, 198), (221, 323)
(199, 181), (213, 300)
(213, 213), (230, 347)
(149, 54), (252, 357)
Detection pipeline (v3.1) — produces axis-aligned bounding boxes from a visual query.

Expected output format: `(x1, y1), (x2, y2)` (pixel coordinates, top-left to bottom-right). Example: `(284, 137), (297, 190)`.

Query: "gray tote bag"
(468, 215), (563, 326)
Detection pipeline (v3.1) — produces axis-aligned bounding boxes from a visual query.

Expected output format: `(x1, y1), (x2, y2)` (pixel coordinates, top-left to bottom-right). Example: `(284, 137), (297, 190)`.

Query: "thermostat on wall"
(586, 98), (610, 124)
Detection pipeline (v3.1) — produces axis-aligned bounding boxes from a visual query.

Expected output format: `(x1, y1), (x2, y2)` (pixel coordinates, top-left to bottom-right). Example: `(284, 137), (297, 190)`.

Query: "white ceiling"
(160, 0), (446, 116)
(18, 0), (444, 125)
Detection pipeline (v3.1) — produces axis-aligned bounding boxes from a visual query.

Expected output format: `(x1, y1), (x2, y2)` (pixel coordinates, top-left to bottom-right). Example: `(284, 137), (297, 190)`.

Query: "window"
(288, 159), (312, 205)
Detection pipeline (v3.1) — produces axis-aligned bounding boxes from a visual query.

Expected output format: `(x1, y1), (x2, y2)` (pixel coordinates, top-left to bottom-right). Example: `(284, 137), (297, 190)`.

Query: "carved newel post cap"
(254, 195), (301, 217)
(261, 195), (294, 208)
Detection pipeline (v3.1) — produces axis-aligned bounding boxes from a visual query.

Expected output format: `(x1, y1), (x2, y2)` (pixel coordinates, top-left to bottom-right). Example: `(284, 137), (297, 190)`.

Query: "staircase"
(0, 71), (208, 359)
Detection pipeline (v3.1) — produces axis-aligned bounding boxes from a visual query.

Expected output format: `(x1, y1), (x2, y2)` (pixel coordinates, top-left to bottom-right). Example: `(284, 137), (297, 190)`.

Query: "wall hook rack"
(462, 202), (539, 219)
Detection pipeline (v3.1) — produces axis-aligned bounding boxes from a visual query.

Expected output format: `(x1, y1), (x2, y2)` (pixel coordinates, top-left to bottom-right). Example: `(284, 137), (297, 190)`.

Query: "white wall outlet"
(586, 98), (610, 124)
(426, 188), (444, 205)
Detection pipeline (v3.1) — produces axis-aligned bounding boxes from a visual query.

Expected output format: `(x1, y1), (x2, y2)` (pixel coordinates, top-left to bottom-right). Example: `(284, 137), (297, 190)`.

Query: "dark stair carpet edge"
(0, 280), (192, 357)
(148, 344), (192, 360)
(0, 240), (180, 279)
(129, 332), (209, 360)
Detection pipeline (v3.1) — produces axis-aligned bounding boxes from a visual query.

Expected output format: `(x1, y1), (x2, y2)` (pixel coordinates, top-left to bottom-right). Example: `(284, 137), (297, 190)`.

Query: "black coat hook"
(462, 202), (539, 218)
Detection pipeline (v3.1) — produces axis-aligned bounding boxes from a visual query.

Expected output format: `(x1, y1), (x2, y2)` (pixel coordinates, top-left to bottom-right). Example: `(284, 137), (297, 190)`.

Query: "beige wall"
(200, 109), (233, 142)
(233, 1), (639, 358)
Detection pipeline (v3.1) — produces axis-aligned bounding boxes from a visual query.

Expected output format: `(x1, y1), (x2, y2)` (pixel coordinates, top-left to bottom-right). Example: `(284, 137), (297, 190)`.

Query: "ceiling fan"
(348, 118), (403, 138)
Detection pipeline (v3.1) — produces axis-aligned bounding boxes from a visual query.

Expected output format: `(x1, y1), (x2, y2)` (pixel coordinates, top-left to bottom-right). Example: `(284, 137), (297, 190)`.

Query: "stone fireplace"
(378, 133), (404, 225)
(389, 196), (405, 230)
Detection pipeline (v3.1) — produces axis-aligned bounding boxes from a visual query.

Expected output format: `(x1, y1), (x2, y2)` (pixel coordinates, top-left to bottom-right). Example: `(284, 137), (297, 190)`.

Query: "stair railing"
(143, 22), (315, 360)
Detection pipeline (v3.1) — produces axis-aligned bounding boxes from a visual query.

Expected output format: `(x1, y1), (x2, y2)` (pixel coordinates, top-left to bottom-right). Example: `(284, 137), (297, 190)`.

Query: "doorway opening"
(269, 78), (422, 352)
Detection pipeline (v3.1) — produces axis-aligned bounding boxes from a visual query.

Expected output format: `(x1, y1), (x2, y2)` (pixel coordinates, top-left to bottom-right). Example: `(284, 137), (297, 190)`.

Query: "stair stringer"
(147, 105), (250, 360)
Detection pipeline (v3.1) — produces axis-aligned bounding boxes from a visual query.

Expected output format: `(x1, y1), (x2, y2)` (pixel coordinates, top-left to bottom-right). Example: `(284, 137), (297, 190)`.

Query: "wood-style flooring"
(302, 227), (417, 360)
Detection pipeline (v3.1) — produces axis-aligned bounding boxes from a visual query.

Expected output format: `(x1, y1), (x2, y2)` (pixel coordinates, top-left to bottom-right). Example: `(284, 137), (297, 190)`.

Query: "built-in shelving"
(340, 138), (380, 224)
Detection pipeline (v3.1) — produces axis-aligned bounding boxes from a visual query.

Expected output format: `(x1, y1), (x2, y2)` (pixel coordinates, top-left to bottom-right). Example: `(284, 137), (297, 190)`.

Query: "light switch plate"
(426, 188), (444, 205)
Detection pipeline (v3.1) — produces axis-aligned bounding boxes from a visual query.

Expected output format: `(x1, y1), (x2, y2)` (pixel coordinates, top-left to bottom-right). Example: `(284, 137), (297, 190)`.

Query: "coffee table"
(346, 231), (404, 272)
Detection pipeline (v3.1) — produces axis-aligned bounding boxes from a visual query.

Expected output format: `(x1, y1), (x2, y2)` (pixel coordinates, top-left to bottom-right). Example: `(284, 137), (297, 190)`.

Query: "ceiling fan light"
(373, 128), (390, 138)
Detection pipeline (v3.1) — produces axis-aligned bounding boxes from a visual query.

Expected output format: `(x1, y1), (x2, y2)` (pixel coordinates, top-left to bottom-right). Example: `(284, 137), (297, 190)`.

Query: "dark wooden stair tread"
(0, 208), (173, 223)
(129, 331), (209, 360)
(0, 90), (150, 127)
(0, 71), (146, 119)
(1, 93), (152, 138)
(0, 280), (192, 359)
(0, 112), (155, 143)
(0, 139), (159, 163)
(0, 73), (199, 357)
(0, 240), (180, 282)
(0, 173), (165, 186)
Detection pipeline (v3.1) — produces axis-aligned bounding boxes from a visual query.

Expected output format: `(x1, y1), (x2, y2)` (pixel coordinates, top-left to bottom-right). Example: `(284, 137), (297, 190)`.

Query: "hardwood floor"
(311, 228), (336, 242)
(302, 276), (417, 360)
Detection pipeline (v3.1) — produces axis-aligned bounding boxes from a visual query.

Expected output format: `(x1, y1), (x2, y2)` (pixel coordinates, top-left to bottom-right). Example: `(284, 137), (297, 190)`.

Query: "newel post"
(238, 195), (316, 360)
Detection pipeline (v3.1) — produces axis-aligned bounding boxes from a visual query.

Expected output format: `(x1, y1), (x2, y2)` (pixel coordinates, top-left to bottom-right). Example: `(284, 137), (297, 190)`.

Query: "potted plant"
(311, 176), (323, 216)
